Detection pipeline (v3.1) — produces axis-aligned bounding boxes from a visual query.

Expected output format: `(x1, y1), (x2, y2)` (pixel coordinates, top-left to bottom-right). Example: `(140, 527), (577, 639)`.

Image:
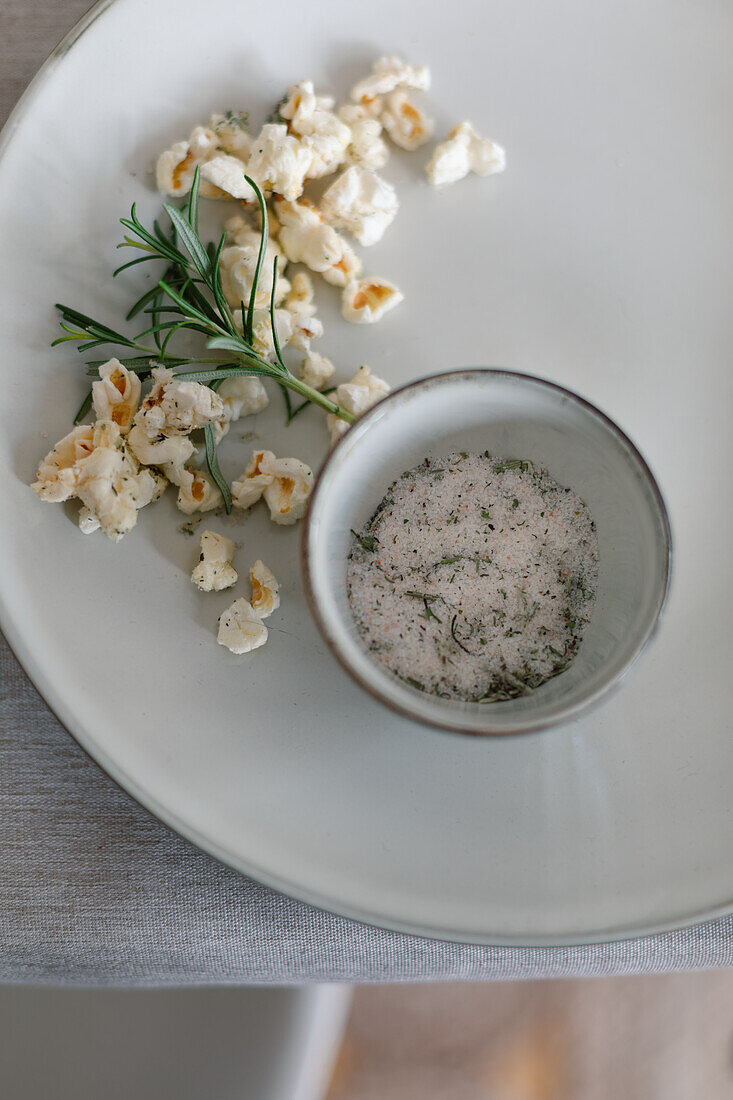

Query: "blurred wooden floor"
(327, 972), (733, 1099)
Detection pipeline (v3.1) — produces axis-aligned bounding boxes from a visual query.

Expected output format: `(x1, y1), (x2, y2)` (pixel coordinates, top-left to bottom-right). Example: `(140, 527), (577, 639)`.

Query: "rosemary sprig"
(53, 166), (356, 512)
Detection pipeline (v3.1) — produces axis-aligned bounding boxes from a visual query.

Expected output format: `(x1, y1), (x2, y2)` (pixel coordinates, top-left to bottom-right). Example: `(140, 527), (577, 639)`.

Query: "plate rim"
(0, 0), (729, 948)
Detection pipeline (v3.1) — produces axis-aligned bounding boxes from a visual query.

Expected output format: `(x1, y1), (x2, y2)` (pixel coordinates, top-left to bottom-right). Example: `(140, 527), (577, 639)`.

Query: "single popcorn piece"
(191, 529), (238, 592)
(351, 55), (430, 105)
(249, 560), (280, 618)
(199, 155), (256, 201)
(325, 366), (390, 444)
(174, 467), (223, 515)
(231, 449), (275, 511)
(133, 367), (225, 440)
(217, 598), (268, 654)
(426, 121), (506, 186)
(342, 277), (404, 324)
(246, 123), (313, 201)
(156, 126), (231, 198)
(32, 424), (95, 503)
(300, 350), (335, 391)
(220, 216), (290, 311)
(279, 81), (335, 129)
(283, 271), (325, 350)
(262, 456), (313, 525)
(127, 425), (195, 470)
(338, 105), (390, 171)
(275, 199), (362, 287)
(218, 377), (269, 422)
(91, 358), (141, 433)
(381, 90), (434, 151)
(320, 166), (398, 247)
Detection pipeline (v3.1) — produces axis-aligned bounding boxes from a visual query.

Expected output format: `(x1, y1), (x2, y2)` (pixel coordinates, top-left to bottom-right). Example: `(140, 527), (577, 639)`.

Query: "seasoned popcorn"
(338, 105), (390, 171)
(300, 351), (335, 391)
(156, 126), (232, 198)
(174, 467), (223, 515)
(320, 166), (398, 246)
(91, 359), (141, 433)
(342, 277), (404, 324)
(191, 529), (238, 592)
(426, 121), (505, 186)
(325, 365), (391, 443)
(32, 424), (95, 503)
(133, 367), (225, 440)
(262, 456), (313, 525)
(381, 90), (434, 151)
(275, 199), (362, 287)
(127, 425), (195, 470)
(246, 123), (313, 201)
(217, 597), (268, 654)
(279, 81), (351, 178)
(249, 560), (280, 618)
(231, 449), (276, 511)
(209, 111), (252, 159)
(351, 55), (430, 105)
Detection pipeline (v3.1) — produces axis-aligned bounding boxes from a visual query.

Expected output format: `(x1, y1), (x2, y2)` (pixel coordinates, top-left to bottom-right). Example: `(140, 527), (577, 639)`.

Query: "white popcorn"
(175, 467), (223, 515)
(199, 155), (256, 201)
(191, 529), (238, 592)
(127, 425), (195, 469)
(231, 449), (275, 511)
(325, 366), (390, 444)
(320, 166), (398, 246)
(244, 307), (294, 362)
(426, 121), (506, 186)
(156, 126), (227, 198)
(209, 111), (252, 159)
(217, 597), (268, 654)
(338, 105), (390, 171)
(219, 228), (289, 313)
(300, 351), (335, 391)
(218, 376), (269, 421)
(249, 560), (280, 618)
(342, 277), (404, 324)
(284, 271), (317, 318)
(262, 456), (313, 525)
(91, 358), (141, 433)
(78, 506), (101, 534)
(32, 424), (95, 503)
(381, 90), (434, 151)
(133, 367), (225, 440)
(289, 313), (323, 352)
(351, 55), (430, 105)
(246, 123), (312, 201)
(275, 199), (362, 287)
(279, 81), (351, 178)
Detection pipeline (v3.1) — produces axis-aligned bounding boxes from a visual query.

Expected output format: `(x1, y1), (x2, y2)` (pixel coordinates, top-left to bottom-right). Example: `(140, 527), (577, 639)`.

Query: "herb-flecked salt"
(346, 451), (598, 702)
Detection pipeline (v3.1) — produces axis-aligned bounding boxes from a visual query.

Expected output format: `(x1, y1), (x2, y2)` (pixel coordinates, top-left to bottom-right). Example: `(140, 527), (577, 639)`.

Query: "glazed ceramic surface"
(0, 0), (730, 943)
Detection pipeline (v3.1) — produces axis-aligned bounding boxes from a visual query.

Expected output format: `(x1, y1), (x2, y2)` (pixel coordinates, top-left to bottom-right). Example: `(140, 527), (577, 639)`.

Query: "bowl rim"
(301, 367), (673, 738)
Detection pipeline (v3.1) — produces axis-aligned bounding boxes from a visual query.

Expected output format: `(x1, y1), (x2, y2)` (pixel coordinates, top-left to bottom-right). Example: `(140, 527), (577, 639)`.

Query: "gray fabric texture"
(3, 0), (733, 987)
(3, 632), (733, 986)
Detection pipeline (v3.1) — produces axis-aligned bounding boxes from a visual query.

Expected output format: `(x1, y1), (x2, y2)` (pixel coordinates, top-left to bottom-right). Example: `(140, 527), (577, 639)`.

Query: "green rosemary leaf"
(163, 203), (210, 280)
(73, 388), (93, 425)
(187, 164), (201, 236)
(351, 530), (378, 553)
(113, 254), (161, 278)
(203, 422), (232, 514)
(244, 175), (268, 344)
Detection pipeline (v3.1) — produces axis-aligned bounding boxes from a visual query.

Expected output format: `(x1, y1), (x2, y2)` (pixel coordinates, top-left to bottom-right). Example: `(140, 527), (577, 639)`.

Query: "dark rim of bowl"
(301, 367), (673, 738)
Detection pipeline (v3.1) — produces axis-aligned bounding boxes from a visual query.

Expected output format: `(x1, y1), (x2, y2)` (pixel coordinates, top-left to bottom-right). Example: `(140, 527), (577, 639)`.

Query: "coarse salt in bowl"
(302, 369), (672, 737)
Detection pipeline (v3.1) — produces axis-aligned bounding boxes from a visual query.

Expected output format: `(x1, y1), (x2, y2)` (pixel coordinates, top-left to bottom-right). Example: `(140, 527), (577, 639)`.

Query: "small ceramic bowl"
(302, 369), (672, 737)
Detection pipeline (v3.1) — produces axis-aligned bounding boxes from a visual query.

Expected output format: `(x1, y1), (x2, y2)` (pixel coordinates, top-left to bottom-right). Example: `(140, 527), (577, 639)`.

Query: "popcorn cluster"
(33, 54), (506, 658)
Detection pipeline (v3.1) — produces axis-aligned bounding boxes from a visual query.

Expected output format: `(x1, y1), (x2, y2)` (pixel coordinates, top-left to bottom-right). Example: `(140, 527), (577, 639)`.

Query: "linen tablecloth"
(3, 0), (733, 987)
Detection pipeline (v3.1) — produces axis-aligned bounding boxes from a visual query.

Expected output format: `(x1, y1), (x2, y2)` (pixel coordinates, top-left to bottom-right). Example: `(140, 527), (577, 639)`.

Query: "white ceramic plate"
(1, 0), (731, 946)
